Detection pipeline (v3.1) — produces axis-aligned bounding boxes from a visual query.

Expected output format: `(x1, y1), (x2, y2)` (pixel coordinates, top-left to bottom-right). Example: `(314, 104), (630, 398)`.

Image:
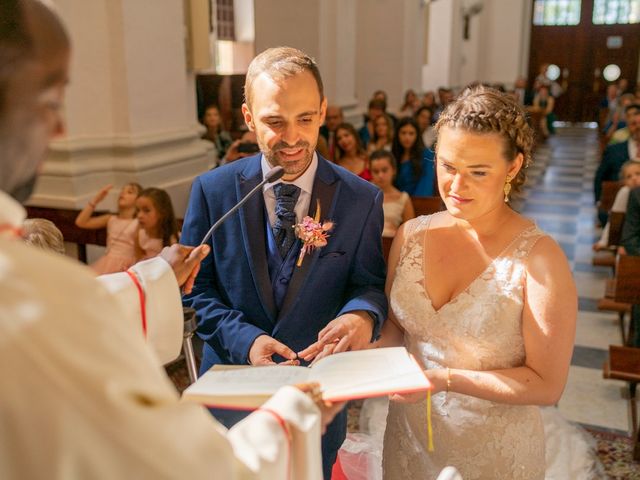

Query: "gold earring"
(503, 176), (512, 203)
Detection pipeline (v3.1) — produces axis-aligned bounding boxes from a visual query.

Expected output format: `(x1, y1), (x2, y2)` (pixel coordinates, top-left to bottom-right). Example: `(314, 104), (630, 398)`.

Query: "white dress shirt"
(261, 152), (318, 227)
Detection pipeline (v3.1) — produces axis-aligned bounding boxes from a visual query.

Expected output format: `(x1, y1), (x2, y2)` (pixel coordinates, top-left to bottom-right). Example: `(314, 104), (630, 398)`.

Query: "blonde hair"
(244, 46), (324, 110)
(23, 218), (65, 255)
(435, 85), (534, 194)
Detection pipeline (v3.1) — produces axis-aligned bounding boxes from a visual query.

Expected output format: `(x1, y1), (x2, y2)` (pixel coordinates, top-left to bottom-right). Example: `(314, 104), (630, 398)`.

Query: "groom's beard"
(263, 140), (314, 179)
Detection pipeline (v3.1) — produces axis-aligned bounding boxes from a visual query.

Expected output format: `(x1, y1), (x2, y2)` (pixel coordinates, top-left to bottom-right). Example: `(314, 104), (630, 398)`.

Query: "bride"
(367, 86), (599, 479)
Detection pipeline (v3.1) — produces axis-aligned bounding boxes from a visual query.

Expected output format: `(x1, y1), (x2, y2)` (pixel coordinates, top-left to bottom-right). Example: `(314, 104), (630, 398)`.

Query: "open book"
(181, 347), (431, 409)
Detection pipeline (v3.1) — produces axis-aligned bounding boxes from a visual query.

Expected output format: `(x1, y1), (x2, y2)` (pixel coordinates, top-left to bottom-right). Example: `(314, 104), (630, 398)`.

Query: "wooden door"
(528, 0), (640, 122)
(582, 24), (640, 120)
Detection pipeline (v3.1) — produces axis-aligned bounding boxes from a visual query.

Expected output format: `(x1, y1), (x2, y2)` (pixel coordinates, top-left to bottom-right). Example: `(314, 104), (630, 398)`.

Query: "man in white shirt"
(0, 1), (339, 478)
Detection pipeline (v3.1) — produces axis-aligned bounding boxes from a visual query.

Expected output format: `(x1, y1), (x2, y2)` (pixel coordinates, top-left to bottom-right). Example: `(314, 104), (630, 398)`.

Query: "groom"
(181, 47), (388, 478)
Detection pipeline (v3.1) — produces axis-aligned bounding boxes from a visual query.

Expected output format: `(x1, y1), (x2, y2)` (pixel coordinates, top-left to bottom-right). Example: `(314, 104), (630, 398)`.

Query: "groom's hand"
(298, 311), (374, 362)
(249, 335), (299, 366)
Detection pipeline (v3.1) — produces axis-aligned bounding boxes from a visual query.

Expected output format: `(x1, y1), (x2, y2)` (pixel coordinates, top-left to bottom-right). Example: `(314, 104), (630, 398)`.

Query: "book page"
(309, 347), (430, 401)
(182, 365), (311, 407)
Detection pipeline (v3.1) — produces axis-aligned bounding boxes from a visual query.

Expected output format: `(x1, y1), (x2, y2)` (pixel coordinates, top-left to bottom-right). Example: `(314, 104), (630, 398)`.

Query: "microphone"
(199, 165), (285, 245)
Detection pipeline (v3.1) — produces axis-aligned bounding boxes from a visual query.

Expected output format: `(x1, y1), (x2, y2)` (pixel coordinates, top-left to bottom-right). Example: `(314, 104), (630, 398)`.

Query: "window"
(216, 0), (236, 41)
(533, 0), (582, 25)
(593, 0), (640, 24)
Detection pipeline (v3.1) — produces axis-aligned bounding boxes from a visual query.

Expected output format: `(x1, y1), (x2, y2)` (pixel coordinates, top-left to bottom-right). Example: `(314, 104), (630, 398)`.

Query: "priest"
(0, 1), (340, 478)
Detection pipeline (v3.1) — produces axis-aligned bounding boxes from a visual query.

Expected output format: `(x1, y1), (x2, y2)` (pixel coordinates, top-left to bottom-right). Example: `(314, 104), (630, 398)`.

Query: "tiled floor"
(519, 126), (630, 436)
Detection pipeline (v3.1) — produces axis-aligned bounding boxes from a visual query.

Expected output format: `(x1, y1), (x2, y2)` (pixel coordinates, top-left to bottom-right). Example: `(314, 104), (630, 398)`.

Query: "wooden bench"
(382, 236), (393, 264)
(599, 181), (624, 213)
(604, 346), (640, 460)
(592, 212), (625, 269)
(603, 255), (640, 458)
(411, 196), (444, 217)
(25, 206), (184, 264)
(26, 206), (107, 263)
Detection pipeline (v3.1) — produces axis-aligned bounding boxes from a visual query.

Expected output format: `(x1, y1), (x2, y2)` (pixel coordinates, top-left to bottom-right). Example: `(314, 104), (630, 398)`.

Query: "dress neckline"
(420, 220), (537, 314)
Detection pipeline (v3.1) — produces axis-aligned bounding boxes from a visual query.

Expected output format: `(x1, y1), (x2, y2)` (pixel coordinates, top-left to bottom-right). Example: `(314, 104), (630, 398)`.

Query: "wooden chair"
(411, 196), (444, 217)
(603, 255), (640, 459)
(25, 205), (184, 263)
(608, 212), (626, 252)
(382, 236), (394, 264)
(604, 345), (640, 459)
(592, 212), (625, 269)
(599, 181), (624, 213)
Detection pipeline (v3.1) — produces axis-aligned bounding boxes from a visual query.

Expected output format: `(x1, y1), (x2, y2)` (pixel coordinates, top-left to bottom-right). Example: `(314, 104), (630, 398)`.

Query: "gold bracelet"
(446, 367), (451, 392)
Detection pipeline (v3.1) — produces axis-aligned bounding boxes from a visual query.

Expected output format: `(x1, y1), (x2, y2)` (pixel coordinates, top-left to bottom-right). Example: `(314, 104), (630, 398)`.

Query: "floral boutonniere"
(294, 200), (334, 267)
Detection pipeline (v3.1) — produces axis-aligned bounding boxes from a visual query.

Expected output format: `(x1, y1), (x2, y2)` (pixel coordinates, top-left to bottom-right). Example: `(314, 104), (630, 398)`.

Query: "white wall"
(319, 0), (358, 107)
(253, 0), (359, 113)
(356, 0), (426, 113)
(254, 0), (321, 59)
(422, 0), (456, 92)
(423, 0), (531, 91)
(479, 0), (529, 85)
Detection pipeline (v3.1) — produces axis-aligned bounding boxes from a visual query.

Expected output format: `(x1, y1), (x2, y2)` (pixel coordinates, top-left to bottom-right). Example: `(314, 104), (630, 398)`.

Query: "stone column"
(32, 0), (214, 216)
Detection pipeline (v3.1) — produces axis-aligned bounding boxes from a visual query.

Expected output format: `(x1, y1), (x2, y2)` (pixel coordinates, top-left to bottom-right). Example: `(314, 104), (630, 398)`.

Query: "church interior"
(12, 0), (640, 478)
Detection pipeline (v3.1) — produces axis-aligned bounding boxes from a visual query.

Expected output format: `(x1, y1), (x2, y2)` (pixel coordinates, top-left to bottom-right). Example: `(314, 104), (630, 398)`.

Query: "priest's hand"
(298, 310), (374, 362)
(159, 244), (210, 294)
(295, 383), (346, 434)
(249, 334), (299, 366)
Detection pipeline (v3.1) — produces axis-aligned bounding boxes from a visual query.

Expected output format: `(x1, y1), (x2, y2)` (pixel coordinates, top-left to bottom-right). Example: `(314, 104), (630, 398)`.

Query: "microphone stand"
(199, 165), (285, 245)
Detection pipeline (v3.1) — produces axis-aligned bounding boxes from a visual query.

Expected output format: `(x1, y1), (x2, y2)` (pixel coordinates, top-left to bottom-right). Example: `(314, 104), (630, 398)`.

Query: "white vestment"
(0, 191), (323, 479)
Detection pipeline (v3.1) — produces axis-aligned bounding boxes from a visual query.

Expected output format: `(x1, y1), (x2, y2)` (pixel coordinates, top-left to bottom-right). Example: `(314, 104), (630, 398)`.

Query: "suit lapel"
(237, 160), (277, 323)
(278, 158), (340, 319)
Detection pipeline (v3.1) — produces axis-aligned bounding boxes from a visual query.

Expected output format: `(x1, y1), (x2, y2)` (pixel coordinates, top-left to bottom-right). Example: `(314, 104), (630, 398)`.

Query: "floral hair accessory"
(294, 200), (334, 267)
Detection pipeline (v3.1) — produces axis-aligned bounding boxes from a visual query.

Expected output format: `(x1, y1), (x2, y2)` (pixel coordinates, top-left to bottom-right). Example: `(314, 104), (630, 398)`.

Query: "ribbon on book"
(427, 389), (434, 452)
(126, 269), (147, 338)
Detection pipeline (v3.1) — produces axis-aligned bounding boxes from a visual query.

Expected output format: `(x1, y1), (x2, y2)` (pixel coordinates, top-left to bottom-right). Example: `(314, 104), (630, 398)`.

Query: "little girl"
(370, 150), (415, 238)
(594, 160), (640, 251)
(75, 183), (142, 274)
(134, 187), (179, 260)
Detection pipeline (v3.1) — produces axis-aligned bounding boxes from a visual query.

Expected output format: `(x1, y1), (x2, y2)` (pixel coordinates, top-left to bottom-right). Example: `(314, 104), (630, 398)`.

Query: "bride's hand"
(391, 368), (449, 403)
(389, 391), (427, 403)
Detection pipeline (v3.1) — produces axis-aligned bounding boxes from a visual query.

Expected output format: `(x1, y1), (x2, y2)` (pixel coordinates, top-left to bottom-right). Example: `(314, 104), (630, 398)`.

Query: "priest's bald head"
(0, 0), (70, 202)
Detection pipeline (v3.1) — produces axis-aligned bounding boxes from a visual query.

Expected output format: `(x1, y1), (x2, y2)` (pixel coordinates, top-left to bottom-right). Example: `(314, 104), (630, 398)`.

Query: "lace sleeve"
(397, 215), (432, 258)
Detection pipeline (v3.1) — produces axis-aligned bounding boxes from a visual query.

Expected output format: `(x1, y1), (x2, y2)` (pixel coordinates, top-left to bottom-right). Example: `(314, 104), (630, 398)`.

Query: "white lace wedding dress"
(373, 215), (601, 480)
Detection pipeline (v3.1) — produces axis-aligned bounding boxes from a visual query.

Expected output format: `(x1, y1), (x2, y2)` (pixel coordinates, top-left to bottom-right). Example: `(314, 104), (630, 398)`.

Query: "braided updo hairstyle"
(434, 85), (534, 195)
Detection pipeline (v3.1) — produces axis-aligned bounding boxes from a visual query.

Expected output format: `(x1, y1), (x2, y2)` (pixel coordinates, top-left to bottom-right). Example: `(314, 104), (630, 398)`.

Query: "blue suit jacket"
(181, 153), (388, 370)
(594, 141), (630, 202)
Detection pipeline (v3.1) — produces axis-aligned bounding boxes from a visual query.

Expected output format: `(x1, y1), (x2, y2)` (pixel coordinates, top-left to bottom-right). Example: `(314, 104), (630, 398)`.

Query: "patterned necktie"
(272, 183), (301, 258)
